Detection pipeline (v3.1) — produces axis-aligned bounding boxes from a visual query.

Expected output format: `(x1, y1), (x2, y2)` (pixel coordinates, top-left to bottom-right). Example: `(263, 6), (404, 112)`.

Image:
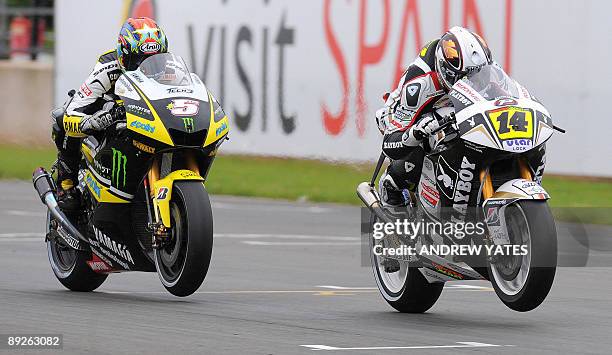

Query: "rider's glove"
(79, 102), (121, 134)
(401, 113), (439, 146)
(375, 107), (391, 133)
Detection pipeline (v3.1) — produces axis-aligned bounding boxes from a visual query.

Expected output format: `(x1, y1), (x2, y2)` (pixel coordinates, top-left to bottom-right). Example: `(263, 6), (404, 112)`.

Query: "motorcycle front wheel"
(488, 200), (557, 312)
(154, 182), (213, 297)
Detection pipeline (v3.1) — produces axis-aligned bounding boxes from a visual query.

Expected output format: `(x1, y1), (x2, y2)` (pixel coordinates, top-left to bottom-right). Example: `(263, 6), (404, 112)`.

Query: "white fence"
(55, 0), (612, 177)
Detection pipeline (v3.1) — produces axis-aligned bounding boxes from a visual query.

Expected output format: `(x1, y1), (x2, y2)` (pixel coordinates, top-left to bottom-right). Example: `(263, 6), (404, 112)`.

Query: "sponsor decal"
(167, 87), (194, 94)
(126, 104), (151, 116)
(503, 138), (533, 152)
(139, 41), (161, 54)
(454, 81), (481, 102)
(118, 77), (134, 92)
(512, 180), (547, 195)
(486, 207), (500, 226)
(94, 159), (110, 175)
(130, 72), (144, 83)
(406, 84), (419, 96)
(80, 83), (92, 97)
(167, 99), (200, 116)
(449, 90), (473, 107)
(215, 121), (228, 136)
(63, 120), (81, 134)
(92, 227), (134, 266)
(92, 63), (119, 76)
(111, 148), (127, 188)
(132, 140), (155, 153)
(56, 226), (82, 250)
(432, 262), (464, 280)
(107, 71), (121, 82)
(494, 97), (518, 107)
(86, 254), (112, 272)
(181, 117), (195, 132)
(130, 120), (156, 133)
(157, 187), (169, 200)
(393, 107), (413, 121)
(436, 156), (457, 199)
(420, 181), (439, 208)
(404, 83), (421, 107)
(85, 173), (101, 198)
(180, 170), (198, 178)
(383, 141), (402, 149)
(451, 156), (476, 224)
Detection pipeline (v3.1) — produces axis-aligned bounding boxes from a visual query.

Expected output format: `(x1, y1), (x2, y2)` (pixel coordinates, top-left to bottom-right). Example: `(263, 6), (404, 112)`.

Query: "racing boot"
(377, 172), (409, 273)
(55, 155), (81, 212)
(378, 171), (409, 208)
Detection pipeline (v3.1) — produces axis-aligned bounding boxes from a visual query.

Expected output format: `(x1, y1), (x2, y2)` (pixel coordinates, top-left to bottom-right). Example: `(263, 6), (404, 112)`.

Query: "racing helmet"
(117, 17), (168, 71)
(434, 26), (492, 90)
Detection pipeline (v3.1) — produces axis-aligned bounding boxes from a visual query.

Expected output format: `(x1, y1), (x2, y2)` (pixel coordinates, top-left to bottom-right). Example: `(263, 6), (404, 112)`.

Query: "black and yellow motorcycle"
(33, 53), (229, 297)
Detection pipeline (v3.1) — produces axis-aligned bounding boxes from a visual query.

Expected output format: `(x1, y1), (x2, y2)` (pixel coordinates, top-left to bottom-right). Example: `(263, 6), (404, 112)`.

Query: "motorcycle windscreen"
(115, 53), (218, 147)
(449, 64), (555, 153)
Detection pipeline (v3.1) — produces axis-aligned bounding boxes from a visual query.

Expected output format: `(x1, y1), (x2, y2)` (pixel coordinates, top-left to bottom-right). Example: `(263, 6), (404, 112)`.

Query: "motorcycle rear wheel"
(488, 200), (557, 312)
(46, 212), (108, 292)
(154, 182), (213, 297)
(370, 214), (443, 313)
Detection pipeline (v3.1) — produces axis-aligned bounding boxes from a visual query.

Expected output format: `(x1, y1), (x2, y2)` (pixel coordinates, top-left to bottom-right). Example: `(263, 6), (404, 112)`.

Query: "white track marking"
(3, 210), (46, 217)
(0, 233), (44, 238)
(212, 202), (332, 214)
(318, 285), (492, 291)
(216, 233), (357, 241)
(317, 286), (377, 290)
(300, 342), (510, 351)
(0, 233), (44, 243)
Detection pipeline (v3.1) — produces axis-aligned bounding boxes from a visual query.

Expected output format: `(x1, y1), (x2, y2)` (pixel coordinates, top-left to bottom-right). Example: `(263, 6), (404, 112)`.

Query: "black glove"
(79, 102), (124, 134)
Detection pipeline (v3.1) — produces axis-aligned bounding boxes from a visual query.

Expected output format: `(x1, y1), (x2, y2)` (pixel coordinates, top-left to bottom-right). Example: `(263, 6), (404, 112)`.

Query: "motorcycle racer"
(51, 17), (168, 210)
(376, 26), (546, 207)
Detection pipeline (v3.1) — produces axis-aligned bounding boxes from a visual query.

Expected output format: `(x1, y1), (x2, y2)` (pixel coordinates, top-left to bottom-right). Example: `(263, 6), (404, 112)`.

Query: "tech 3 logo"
(111, 148), (128, 188)
(181, 117), (194, 133)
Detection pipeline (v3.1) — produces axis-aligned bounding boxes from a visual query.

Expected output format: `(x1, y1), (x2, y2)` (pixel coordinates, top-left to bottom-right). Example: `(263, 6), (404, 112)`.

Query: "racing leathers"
(376, 40), (547, 206)
(52, 50), (122, 209)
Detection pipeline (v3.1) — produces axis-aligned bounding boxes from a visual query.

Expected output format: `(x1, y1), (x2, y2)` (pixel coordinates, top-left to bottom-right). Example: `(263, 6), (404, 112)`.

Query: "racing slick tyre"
(155, 182), (213, 297)
(370, 215), (443, 313)
(488, 200), (557, 312)
(46, 212), (108, 292)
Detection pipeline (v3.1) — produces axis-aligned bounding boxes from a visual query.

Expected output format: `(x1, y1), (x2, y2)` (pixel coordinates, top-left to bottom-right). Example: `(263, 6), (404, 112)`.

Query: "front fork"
(481, 158), (548, 249)
(144, 152), (204, 248)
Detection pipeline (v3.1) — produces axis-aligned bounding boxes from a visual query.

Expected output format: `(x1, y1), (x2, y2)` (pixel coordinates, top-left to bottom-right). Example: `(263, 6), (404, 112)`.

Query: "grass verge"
(1, 145), (610, 222)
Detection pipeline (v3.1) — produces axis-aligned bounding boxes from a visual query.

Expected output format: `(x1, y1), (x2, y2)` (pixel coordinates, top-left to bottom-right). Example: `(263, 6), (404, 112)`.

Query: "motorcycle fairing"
(152, 170), (204, 228)
(483, 178), (550, 246)
(449, 69), (554, 153)
(116, 65), (229, 149)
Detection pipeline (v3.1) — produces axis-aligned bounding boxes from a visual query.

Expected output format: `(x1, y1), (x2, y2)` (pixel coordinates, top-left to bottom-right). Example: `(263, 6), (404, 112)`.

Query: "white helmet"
(434, 26), (493, 90)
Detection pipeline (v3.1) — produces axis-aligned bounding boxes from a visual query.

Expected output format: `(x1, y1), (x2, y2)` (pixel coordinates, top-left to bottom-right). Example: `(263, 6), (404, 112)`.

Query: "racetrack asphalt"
(0, 181), (611, 354)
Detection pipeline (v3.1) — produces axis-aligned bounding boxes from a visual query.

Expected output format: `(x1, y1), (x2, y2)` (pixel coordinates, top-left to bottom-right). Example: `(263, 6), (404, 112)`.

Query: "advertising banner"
(56, 0), (612, 176)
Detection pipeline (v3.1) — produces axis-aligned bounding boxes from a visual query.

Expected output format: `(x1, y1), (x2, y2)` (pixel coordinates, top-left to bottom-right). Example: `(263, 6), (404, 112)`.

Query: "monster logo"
(112, 148), (128, 188)
(182, 117), (194, 133)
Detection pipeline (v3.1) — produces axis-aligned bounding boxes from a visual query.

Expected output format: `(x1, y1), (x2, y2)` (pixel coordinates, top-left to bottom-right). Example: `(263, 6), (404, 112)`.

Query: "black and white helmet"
(435, 26), (493, 90)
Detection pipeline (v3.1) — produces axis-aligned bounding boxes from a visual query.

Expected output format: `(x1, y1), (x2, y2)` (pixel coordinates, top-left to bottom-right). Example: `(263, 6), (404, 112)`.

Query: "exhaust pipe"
(357, 182), (381, 208)
(33, 167), (88, 248)
(356, 182), (393, 223)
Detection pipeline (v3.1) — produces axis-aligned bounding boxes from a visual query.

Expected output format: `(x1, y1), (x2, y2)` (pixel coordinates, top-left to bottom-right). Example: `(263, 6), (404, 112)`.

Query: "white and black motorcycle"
(358, 64), (564, 312)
